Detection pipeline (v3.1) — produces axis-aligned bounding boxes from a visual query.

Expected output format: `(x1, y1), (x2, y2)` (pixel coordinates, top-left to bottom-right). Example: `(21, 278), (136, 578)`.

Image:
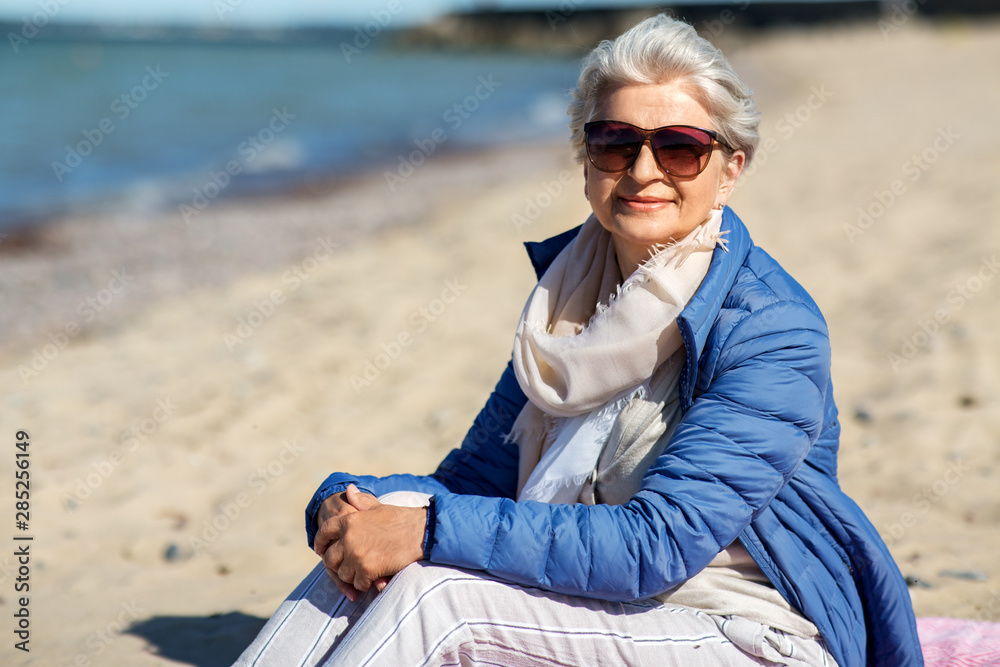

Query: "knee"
(388, 561), (463, 593)
(381, 561), (490, 612)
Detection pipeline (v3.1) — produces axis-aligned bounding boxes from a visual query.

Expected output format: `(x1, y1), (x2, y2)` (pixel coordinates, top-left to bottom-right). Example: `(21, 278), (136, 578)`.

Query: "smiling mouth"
(618, 195), (673, 211)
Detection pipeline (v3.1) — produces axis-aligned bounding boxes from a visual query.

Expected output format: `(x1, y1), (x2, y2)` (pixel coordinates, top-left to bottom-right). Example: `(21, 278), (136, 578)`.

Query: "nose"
(628, 141), (668, 183)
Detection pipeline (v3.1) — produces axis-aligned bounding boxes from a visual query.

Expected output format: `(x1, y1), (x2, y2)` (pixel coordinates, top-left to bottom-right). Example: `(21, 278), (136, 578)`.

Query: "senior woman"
(236, 13), (921, 667)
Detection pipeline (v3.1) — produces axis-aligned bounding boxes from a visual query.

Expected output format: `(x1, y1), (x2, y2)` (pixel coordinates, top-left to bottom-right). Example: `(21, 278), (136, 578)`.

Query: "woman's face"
(584, 80), (744, 276)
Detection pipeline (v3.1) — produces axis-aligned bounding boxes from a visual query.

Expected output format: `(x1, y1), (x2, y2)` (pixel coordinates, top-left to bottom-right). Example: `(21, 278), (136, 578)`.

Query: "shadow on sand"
(126, 611), (267, 666)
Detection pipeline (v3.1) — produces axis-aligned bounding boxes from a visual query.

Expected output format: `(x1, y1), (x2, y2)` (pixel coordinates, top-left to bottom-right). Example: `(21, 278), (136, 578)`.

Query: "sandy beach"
(2, 16), (999, 666)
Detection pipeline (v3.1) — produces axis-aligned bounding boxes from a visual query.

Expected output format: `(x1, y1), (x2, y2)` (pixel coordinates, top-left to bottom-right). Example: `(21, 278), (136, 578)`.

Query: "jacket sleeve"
(428, 301), (832, 600)
(304, 359), (527, 549)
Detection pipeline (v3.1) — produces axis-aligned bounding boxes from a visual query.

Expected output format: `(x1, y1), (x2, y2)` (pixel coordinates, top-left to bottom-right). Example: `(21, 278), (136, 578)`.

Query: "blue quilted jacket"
(306, 207), (922, 667)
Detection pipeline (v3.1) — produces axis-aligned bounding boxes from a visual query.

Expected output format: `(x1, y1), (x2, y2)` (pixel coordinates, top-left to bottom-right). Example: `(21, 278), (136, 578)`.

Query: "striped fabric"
(919, 617), (1000, 666)
(235, 561), (839, 666)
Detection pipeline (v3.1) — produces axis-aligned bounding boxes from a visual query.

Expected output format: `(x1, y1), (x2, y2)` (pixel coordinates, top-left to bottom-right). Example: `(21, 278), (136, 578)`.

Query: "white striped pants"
(233, 559), (837, 667)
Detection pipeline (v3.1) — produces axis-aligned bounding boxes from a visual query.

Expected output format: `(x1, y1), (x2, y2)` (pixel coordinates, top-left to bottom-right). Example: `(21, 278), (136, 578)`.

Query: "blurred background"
(1, 1), (999, 664)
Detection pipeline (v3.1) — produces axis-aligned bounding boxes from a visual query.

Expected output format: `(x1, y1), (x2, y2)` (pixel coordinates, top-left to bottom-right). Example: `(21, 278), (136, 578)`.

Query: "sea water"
(1, 37), (583, 227)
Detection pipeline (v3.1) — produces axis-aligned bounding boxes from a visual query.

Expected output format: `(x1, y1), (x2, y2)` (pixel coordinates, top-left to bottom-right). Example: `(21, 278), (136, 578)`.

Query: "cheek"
(680, 167), (722, 206)
(586, 172), (616, 206)
(677, 180), (710, 204)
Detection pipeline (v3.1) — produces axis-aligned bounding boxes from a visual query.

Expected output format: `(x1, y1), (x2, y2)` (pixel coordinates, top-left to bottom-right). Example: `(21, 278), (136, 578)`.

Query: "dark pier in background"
(394, 1), (999, 51)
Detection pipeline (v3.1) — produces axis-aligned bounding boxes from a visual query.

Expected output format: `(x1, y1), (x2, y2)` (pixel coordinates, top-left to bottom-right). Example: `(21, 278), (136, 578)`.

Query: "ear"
(583, 162), (589, 200)
(714, 149), (745, 209)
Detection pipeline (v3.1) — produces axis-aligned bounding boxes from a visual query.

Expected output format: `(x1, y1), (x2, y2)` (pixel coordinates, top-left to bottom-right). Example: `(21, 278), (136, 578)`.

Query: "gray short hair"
(569, 14), (760, 167)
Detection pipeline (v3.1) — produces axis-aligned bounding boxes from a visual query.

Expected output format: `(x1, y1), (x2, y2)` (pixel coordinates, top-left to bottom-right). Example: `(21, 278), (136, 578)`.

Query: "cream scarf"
(510, 209), (726, 504)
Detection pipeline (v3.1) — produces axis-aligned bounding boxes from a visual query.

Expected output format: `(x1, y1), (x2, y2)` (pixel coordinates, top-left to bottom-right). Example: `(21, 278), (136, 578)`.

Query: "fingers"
(316, 489), (358, 527)
(351, 571), (368, 592)
(321, 541), (364, 600)
(326, 543), (367, 593)
(321, 529), (375, 593)
(325, 565), (360, 602)
(313, 516), (343, 556)
(346, 560), (383, 593)
(316, 485), (377, 540)
(345, 484), (380, 511)
(317, 500), (421, 595)
(335, 555), (369, 593)
(321, 542), (378, 596)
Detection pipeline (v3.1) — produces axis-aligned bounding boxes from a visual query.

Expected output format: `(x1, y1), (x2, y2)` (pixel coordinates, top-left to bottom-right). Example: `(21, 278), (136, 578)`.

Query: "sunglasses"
(583, 120), (730, 177)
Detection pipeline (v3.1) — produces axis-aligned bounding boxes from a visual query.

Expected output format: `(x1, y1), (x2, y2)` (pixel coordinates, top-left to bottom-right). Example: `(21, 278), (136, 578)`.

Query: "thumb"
(345, 484), (379, 511)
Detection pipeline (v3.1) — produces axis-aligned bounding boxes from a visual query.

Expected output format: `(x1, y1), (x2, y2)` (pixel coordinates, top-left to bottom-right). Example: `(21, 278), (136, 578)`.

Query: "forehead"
(596, 80), (714, 130)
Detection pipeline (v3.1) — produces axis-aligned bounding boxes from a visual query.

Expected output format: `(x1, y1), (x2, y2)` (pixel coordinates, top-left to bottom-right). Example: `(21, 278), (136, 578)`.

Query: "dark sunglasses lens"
(587, 122), (643, 171)
(652, 127), (714, 176)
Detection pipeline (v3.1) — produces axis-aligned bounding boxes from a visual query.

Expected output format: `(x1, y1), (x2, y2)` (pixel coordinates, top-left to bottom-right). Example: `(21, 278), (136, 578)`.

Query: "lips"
(617, 194), (673, 211)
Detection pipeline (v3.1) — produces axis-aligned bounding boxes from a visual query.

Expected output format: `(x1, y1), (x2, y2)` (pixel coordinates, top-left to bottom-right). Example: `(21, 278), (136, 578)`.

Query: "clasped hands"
(314, 484), (427, 602)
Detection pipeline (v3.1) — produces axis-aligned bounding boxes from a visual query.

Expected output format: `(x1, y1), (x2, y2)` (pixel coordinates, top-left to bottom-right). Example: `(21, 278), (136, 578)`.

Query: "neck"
(613, 241), (650, 280)
(612, 209), (724, 279)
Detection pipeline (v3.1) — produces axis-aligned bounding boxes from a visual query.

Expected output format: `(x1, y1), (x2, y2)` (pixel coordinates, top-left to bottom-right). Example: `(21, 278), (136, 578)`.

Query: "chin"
(611, 213), (687, 246)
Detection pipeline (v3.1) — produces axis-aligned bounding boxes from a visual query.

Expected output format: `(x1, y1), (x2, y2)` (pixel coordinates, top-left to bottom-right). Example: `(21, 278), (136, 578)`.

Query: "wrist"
(397, 506), (425, 564)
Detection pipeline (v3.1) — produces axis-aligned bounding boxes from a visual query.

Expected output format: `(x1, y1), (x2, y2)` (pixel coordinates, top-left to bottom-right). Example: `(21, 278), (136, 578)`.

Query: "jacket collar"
(676, 207), (752, 408)
(522, 207), (753, 409)
(677, 207), (752, 359)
